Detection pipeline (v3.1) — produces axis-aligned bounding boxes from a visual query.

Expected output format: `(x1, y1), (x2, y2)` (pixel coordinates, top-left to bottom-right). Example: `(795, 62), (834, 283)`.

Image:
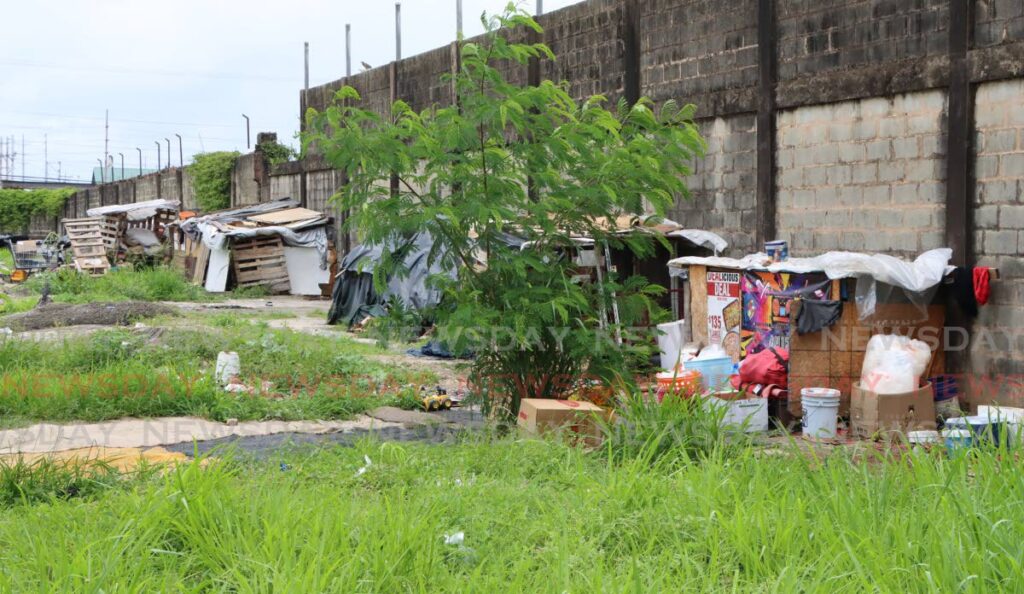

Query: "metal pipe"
(165, 138), (171, 169)
(242, 114), (250, 149)
(395, 2), (402, 60)
(175, 133), (183, 166)
(537, 0), (543, 16)
(136, 147), (142, 175)
(345, 24), (352, 77)
(118, 153), (124, 180)
(155, 141), (161, 170)
(97, 158), (104, 184)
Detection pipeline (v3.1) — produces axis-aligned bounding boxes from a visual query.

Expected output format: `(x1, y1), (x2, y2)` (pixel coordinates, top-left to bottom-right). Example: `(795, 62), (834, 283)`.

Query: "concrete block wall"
(674, 114), (758, 253)
(975, 0), (1024, 47)
(640, 0), (758, 113)
(543, 0), (628, 102)
(776, 90), (947, 257)
(972, 78), (1024, 381)
(777, 0), (949, 81)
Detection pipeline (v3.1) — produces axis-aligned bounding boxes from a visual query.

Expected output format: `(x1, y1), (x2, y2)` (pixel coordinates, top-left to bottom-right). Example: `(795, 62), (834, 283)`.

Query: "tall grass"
(0, 438), (1020, 591)
(0, 324), (432, 425)
(27, 267), (213, 303)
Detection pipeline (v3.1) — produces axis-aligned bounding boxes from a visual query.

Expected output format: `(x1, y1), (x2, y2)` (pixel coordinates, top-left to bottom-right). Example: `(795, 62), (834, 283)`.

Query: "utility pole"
(43, 133), (48, 182)
(242, 114), (251, 149)
(21, 135), (25, 181)
(155, 141), (161, 170)
(57, 161), (61, 182)
(175, 133), (183, 166)
(136, 147), (142, 175)
(345, 24), (352, 76)
(395, 2), (402, 60)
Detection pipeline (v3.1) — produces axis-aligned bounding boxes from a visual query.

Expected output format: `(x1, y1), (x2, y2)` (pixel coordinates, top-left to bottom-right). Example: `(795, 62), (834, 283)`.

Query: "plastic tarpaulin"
(87, 199), (180, 220)
(327, 232), (457, 327)
(667, 229), (729, 255)
(668, 248), (953, 318)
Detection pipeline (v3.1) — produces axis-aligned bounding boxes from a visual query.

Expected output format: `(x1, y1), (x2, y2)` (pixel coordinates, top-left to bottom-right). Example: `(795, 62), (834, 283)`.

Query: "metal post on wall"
(136, 147), (142, 176)
(119, 153), (124, 180)
(345, 24), (352, 76)
(242, 114), (251, 149)
(395, 2), (402, 61)
(97, 158), (104, 184)
(155, 141), (161, 171)
(456, 0), (463, 38)
(536, 0), (543, 15)
(175, 133), (183, 166)
(165, 138), (171, 170)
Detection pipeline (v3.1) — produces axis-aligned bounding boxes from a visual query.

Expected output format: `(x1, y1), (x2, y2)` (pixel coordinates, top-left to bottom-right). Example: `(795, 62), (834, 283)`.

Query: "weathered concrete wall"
(971, 78), (1024, 383)
(640, 0), (758, 114)
(673, 114), (758, 253)
(777, 90), (947, 257)
(975, 0), (1024, 48)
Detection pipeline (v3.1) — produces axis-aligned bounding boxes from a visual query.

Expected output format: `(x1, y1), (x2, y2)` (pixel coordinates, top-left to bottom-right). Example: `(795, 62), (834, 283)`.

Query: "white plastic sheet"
(668, 248), (953, 318)
(667, 229), (729, 256)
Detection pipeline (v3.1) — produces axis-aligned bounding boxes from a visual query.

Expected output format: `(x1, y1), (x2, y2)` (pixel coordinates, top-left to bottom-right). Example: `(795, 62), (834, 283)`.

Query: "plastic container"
(943, 428), (973, 456)
(801, 387), (841, 440)
(655, 369), (701, 402)
(656, 320), (690, 371)
(215, 351), (241, 385)
(931, 375), (962, 420)
(907, 430), (941, 445)
(765, 240), (788, 262)
(726, 398), (769, 433)
(686, 357), (734, 393)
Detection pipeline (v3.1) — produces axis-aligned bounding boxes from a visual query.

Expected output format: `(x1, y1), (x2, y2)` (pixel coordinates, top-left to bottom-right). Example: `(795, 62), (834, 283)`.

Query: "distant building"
(91, 166), (157, 184)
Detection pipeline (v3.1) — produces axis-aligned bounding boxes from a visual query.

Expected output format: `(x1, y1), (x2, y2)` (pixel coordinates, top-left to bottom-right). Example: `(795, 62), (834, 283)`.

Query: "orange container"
(655, 369), (702, 402)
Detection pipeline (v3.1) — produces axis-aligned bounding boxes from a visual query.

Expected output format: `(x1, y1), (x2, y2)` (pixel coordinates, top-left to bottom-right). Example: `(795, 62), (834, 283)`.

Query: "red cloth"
(973, 267), (991, 306)
(733, 347), (789, 389)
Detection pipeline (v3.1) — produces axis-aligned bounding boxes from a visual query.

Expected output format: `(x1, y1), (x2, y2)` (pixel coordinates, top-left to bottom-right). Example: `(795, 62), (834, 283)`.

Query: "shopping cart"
(0, 232), (69, 282)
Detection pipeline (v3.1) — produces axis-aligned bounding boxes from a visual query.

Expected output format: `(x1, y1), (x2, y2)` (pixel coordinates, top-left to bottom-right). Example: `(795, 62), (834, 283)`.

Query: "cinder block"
(852, 163), (879, 184)
(1000, 154), (1024, 177)
(892, 137), (920, 159)
(976, 205), (1000, 229)
(838, 143), (867, 163)
(879, 118), (907, 138)
(1000, 205), (1024, 229)
(878, 161), (905, 182)
(827, 165), (852, 185)
(791, 350), (832, 377)
(866, 140), (892, 160)
(985, 230), (1019, 255)
(902, 208), (934, 229)
(905, 159), (942, 182)
(862, 185), (891, 204)
(984, 130), (1018, 153)
(976, 155), (1001, 179)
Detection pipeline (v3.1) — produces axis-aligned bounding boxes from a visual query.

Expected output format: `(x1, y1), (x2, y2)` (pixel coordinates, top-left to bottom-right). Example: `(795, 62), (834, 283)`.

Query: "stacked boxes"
(788, 301), (945, 419)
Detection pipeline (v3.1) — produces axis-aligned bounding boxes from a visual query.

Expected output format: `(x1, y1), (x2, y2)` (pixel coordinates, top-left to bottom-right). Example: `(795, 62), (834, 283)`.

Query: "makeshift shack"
(61, 199), (181, 274)
(667, 248), (956, 424)
(176, 198), (333, 295)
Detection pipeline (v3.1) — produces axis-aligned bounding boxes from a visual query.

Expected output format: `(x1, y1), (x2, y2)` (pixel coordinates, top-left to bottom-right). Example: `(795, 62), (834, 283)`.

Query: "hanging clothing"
(950, 267), (979, 318)
(973, 267), (992, 306)
(795, 299), (843, 334)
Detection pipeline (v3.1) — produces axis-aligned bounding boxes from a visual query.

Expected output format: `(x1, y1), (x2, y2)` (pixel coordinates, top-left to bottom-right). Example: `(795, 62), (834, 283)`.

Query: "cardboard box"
(517, 399), (610, 446)
(850, 382), (935, 439)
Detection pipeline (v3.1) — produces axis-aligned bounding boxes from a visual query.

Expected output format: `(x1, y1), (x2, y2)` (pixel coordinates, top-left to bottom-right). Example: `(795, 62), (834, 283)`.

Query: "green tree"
(304, 6), (704, 418)
(188, 151), (239, 212)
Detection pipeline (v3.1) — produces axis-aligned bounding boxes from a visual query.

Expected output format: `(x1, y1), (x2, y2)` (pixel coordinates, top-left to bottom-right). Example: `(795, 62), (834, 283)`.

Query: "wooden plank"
(689, 265), (709, 347)
(247, 207), (324, 226)
(192, 244), (210, 285)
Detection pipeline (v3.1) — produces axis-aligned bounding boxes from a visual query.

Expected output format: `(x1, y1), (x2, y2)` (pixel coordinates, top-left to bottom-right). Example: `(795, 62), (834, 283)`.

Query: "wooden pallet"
(232, 236), (290, 293)
(63, 217), (117, 275)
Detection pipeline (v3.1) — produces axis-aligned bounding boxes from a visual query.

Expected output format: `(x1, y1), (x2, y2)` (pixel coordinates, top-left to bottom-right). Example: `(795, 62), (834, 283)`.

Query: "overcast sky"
(0, 0), (582, 182)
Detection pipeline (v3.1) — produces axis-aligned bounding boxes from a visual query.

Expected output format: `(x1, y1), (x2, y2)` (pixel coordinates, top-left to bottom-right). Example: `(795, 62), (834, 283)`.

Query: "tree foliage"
(258, 139), (297, 166)
(188, 151), (239, 212)
(304, 5), (704, 417)
(0, 188), (76, 233)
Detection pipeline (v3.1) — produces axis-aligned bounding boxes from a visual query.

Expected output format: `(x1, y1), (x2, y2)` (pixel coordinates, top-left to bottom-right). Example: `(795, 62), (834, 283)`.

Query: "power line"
(0, 109), (238, 129)
(0, 60), (295, 83)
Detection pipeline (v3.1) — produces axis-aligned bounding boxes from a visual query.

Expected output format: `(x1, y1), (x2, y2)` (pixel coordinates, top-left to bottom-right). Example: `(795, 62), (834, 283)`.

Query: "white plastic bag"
(860, 335), (932, 394)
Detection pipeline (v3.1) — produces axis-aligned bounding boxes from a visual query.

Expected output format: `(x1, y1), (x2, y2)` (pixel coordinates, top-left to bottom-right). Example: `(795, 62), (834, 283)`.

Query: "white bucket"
(907, 430), (941, 445)
(801, 388), (841, 440)
(215, 351), (241, 385)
